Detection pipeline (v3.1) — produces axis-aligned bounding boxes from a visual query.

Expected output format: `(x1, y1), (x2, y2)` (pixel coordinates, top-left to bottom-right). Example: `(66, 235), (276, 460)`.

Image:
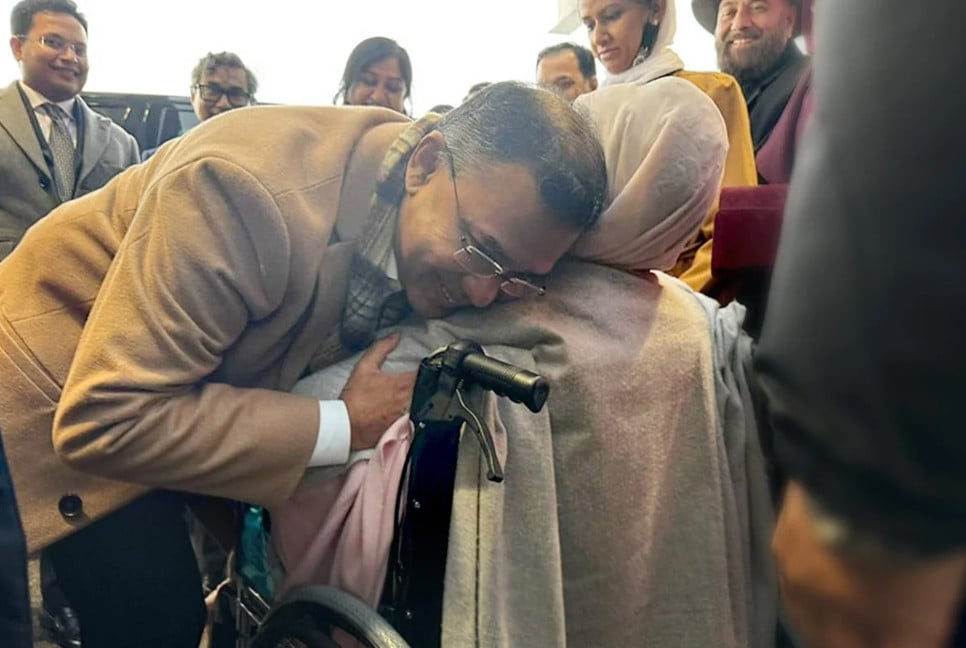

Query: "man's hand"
(774, 481), (966, 648)
(340, 334), (417, 451)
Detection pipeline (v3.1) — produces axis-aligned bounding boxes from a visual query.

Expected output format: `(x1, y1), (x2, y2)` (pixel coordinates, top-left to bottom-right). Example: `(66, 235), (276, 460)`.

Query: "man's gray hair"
(191, 51), (258, 97)
(438, 81), (607, 231)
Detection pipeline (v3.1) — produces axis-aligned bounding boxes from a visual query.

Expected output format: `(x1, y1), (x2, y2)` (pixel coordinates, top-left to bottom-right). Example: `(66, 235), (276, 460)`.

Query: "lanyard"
(16, 85), (86, 198)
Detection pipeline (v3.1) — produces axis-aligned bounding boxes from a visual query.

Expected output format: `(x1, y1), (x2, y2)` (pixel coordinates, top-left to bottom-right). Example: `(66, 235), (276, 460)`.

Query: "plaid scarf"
(339, 113), (441, 350)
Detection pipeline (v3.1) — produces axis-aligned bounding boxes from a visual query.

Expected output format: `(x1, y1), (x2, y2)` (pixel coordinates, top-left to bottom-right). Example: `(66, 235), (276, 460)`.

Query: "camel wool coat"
(0, 104), (410, 551)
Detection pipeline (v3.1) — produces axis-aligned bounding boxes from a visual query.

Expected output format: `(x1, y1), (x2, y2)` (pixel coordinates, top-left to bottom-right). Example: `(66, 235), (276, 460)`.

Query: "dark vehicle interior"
(81, 92), (199, 153)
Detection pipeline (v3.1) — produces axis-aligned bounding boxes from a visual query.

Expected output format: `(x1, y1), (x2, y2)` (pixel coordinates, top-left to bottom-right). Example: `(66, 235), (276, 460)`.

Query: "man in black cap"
(693, 0), (809, 151)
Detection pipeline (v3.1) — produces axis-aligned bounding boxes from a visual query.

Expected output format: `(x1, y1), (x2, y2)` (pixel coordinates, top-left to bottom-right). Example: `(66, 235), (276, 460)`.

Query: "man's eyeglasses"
(193, 83), (251, 107)
(16, 34), (87, 58)
(444, 147), (546, 299)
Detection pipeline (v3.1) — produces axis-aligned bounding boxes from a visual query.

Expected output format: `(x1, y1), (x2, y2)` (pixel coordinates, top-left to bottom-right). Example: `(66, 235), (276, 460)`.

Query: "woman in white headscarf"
(267, 76), (778, 646)
(575, 0), (757, 296)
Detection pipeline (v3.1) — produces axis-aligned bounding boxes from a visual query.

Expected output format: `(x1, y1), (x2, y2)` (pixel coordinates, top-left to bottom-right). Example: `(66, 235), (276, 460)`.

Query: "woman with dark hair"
(334, 36), (412, 115)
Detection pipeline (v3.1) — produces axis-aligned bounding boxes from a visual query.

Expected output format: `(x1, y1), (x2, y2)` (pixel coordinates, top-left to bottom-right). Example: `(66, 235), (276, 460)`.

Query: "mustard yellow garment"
(671, 71), (758, 297)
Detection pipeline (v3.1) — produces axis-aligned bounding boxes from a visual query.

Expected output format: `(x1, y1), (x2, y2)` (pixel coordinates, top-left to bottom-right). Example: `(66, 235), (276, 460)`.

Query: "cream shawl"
(572, 0), (728, 272)
(284, 264), (775, 647)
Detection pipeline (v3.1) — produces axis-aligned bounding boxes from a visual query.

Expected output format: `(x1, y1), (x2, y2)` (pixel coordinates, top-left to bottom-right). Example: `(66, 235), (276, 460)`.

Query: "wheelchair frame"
(212, 340), (548, 648)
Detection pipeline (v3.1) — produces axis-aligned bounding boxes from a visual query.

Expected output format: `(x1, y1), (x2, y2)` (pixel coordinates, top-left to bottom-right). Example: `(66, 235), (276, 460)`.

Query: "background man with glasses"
(1, 1), (139, 645)
(142, 51), (257, 162)
(190, 51), (257, 122)
(0, 0), (139, 265)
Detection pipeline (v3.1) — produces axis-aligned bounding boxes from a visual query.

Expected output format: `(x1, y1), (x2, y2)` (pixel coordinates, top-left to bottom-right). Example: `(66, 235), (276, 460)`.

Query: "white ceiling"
(1, 0), (718, 114)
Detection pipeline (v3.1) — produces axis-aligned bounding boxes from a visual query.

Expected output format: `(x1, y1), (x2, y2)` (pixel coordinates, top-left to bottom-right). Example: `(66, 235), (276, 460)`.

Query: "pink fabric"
(271, 415), (412, 606)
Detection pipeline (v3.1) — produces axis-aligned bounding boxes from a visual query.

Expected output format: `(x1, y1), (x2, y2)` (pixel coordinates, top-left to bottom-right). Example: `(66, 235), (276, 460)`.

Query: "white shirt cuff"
(308, 400), (351, 467)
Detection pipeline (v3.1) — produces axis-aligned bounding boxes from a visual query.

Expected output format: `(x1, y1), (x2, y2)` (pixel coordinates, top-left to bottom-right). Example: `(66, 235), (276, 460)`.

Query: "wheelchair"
(210, 340), (550, 648)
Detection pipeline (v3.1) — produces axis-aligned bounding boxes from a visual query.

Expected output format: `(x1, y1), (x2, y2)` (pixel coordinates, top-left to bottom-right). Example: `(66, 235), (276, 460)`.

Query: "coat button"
(38, 175), (50, 190)
(58, 494), (83, 520)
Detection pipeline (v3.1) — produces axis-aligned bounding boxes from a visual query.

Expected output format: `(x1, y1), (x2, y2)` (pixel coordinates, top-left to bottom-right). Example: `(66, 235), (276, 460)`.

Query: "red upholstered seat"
(711, 184), (788, 275)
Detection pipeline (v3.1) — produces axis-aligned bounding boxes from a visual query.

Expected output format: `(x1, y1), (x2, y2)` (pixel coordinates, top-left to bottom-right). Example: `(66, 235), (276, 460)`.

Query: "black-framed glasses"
(16, 34), (87, 58)
(193, 83), (251, 107)
(444, 146), (546, 299)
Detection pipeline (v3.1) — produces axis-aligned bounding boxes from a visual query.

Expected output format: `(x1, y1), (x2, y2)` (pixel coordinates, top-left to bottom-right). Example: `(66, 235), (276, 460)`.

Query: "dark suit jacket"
(0, 80), (140, 260)
(741, 45), (809, 152)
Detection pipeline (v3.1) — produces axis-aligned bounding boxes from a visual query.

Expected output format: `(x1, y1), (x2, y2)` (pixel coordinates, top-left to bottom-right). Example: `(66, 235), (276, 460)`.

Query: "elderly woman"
(577, 0), (757, 296)
(334, 36), (412, 115)
(269, 76), (775, 647)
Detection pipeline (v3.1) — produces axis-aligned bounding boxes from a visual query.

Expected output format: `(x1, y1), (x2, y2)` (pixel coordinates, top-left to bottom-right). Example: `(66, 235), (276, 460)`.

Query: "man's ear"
(589, 76), (599, 92)
(784, 4), (798, 39)
(10, 36), (23, 62)
(404, 130), (446, 195)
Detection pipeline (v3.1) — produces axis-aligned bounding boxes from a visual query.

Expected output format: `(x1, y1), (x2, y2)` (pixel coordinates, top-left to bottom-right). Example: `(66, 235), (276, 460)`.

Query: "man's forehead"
(720, 0), (795, 10)
(457, 165), (576, 274)
(31, 11), (86, 37)
(538, 51), (583, 77)
(202, 66), (248, 85)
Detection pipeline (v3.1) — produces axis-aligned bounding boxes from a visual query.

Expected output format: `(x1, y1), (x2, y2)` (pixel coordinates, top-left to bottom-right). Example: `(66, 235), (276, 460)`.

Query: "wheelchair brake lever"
(454, 384), (504, 483)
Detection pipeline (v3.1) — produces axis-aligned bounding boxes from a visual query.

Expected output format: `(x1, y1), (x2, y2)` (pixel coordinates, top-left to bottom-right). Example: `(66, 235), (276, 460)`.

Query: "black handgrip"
(458, 352), (549, 413)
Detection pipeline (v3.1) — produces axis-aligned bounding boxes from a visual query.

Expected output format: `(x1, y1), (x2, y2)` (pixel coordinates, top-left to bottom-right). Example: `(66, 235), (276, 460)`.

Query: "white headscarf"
(571, 0), (728, 271)
(602, 0), (685, 87)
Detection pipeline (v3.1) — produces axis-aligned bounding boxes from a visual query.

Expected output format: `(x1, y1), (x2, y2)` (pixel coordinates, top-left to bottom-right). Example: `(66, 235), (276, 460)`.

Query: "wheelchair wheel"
(253, 625), (340, 648)
(251, 585), (408, 648)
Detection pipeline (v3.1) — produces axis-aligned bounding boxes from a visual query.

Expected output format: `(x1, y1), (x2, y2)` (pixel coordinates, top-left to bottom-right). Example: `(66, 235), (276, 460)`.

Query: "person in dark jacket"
(756, 1), (966, 645)
(692, 0), (809, 152)
(1, 0), (139, 261)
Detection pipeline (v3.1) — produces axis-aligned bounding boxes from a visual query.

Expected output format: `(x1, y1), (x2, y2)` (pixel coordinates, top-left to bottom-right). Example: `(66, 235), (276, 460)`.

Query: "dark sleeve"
(755, 0), (966, 554)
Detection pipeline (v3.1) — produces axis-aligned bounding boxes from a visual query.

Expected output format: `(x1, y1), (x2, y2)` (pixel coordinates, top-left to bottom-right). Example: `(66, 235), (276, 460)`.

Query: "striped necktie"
(42, 103), (76, 201)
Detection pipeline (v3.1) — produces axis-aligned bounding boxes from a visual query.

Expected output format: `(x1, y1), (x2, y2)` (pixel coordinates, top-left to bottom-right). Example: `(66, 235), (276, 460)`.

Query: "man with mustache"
(1, 1), (139, 645)
(693, 0), (809, 152)
(141, 51), (258, 162)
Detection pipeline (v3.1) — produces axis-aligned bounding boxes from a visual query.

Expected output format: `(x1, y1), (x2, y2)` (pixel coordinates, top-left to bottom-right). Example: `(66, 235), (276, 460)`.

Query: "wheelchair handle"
(409, 341), (550, 483)
(458, 351), (548, 413)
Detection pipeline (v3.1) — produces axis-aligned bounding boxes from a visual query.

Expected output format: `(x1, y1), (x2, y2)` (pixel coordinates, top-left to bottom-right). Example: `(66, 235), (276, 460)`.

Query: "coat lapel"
(0, 81), (51, 180)
(75, 96), (110, 187)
